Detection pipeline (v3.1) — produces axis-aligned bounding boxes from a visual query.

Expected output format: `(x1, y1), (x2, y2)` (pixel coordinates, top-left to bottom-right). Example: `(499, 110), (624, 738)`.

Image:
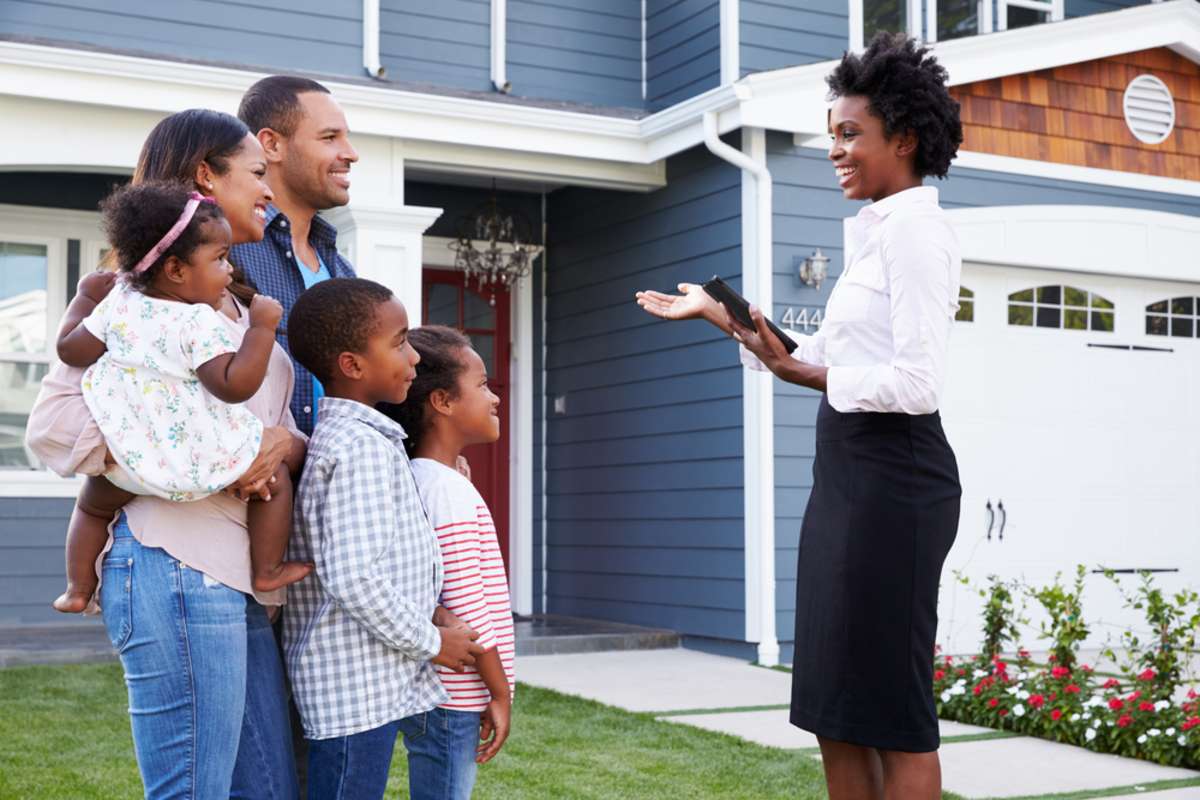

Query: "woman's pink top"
(25, 297), (302, 605)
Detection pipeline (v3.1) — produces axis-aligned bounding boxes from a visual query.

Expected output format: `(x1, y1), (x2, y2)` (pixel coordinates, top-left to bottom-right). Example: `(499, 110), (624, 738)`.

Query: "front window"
(0, 241), (52, 468)
(852, 0), (1064, 49)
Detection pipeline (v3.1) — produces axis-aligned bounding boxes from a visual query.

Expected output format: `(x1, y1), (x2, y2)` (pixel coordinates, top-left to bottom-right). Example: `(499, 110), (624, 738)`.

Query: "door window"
(1007, 285), (1114, 332)
(1145, 297), (1199, 338)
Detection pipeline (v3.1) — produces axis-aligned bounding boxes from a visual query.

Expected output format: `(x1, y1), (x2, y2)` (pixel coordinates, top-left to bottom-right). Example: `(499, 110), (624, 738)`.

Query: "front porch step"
(513, 614), (679, 656)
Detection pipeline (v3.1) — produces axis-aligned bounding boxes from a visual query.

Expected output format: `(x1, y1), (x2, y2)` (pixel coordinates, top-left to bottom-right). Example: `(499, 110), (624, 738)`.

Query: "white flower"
(1013, 703), (1026, 717)
(954, 679), (967, 688)
(1018, 690), (1030, 700)
(1167, 727), (1176, 736)
(1006, 687), (1021, 696)
(1093, 719), (1102, 728)
(973, 669), (988, 679)
(941, 691), (951, 703)
(1137, 734), (1148, 744)
(1181, 735), (1189, 746)
(1154, 700), (1170, 712)
(1149, 728), (1161, 737)
(1082, 713), (1092, 721)
(1086, 728), (1097, 742)
(1070, 714), (1081, 722)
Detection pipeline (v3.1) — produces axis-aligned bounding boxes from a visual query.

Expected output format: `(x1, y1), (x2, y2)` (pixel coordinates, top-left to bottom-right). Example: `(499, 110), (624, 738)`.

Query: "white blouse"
(743, 186), (961, 415)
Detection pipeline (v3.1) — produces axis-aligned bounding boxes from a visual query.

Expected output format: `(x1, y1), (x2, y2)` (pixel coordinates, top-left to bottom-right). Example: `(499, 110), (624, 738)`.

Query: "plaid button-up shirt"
(283, 397), (447, 740)
(231, 206), (356, 435)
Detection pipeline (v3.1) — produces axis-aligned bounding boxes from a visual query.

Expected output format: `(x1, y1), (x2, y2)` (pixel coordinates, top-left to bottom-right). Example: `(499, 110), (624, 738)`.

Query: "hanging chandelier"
(448, 192), (542, 300)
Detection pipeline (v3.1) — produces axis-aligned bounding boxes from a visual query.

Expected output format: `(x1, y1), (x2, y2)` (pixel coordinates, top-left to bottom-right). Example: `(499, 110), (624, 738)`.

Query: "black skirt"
(789, 396), (961, 753)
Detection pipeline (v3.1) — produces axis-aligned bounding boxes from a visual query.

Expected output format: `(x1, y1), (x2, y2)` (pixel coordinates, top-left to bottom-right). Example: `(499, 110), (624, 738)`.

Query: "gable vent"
(1123, 74), (1175, 145)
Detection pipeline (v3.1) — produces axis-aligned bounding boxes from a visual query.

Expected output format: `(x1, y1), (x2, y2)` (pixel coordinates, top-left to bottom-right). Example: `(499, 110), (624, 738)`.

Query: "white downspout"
(702, 111), (780, 667)
(492, 0), (511, 93)
(362, 0), (385, 78)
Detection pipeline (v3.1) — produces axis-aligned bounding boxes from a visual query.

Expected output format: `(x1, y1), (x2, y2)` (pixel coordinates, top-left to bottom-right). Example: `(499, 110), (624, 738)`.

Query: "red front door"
(421, 270), (511, 576)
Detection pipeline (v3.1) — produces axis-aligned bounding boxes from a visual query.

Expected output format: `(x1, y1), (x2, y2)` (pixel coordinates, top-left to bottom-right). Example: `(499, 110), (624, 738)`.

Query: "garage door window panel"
(1008, 284), (1114, 332)
(1146, 296), (1200, 338)
(955, 287), (974, 322)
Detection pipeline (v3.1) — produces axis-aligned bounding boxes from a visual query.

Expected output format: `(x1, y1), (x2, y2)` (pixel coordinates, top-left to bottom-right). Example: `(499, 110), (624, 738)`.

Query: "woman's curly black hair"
(826, 32), (963, 179)
(378, 325), (472, 456)
(100, 181), (226, 291)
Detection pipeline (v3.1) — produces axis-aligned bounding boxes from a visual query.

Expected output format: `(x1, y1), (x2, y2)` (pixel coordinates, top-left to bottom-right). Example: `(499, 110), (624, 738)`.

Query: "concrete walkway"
(520, 649), (1200, 800)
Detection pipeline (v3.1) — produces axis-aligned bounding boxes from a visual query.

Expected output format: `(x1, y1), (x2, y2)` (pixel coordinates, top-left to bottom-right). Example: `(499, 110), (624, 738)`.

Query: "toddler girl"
(382, 325), (515, 796)
(52, 181), (311, 612)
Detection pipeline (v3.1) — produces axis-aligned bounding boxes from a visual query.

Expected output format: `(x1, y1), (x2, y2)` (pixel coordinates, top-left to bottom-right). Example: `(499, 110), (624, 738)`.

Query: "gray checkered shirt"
(283, 397), (447, 740)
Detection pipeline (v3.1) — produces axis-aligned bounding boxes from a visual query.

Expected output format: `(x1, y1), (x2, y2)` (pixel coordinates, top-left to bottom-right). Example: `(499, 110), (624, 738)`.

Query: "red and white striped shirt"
(411, 458), (515, 712)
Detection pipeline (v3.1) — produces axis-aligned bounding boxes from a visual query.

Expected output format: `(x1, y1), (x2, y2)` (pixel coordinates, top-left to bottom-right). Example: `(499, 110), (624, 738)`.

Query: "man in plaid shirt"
(234, 75), (359, 436)
(283, 278), (483, 799)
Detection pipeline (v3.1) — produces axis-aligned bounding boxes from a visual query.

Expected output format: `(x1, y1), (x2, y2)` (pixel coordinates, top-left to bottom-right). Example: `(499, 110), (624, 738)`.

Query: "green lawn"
(0, 663), (829, 799)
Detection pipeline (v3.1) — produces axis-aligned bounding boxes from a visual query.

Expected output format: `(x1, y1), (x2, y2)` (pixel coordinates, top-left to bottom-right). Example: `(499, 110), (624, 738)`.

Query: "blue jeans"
(305, 708), (478, 800)
(101, 515), (298, 799)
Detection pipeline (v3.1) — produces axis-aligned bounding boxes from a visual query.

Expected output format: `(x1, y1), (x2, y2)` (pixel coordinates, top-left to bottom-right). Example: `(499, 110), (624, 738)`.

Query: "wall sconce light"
(797, 248), (829, 290)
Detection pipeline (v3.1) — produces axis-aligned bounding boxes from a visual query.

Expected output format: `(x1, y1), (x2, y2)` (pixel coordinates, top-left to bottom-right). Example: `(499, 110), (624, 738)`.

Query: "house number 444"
(780, 307), (823, 331)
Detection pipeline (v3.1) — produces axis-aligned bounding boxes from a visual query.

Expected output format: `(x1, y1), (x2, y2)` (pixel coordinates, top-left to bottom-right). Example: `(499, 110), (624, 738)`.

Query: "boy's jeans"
(306, 708), (479, 800)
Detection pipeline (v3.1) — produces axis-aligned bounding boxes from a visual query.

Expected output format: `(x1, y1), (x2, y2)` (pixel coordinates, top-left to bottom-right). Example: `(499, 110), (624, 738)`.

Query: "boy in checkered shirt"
(282, 278), (483, 799)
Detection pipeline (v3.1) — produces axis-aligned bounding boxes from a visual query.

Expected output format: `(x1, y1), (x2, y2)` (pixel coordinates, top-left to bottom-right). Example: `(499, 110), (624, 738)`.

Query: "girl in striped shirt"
(383, 325), (515, 797)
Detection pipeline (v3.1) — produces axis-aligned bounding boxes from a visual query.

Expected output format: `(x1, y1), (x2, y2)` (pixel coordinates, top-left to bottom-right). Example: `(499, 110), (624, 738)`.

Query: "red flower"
(1080, 664), (1094, 673)
(1138, 669), (1157, 682)
(1128, 690), (1142, 702)
(1182, 717), (1200, 732)
(974, 683), (984, 696)
(1050, 709), (1063, 721)
(1117, 715), (1133, 728)
(1018, 648), (1031, 659)
(1049, 692), (1058, 702)
(998, 709), (1008, 716)
(1028, 694), (1045, 709)
(1048, 654), (1057, 661)
(988, 698), (999, 708)
(1065, 684), (1081, 695)
(957, 669), (966, 677)
(934, 669), (946, 681)
(1138, 701), (1156, 713)
(1188, 689), (1197, 700)
(1108, 698), (1125, 711)
(1185, 703), (1197, 715)
(1103, 678), (1120, 690)
(1051, 666), (1070, 679)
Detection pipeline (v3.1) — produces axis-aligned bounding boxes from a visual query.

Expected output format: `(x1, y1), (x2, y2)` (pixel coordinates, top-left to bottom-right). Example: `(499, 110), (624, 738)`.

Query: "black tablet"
(702, 276), (799, 354)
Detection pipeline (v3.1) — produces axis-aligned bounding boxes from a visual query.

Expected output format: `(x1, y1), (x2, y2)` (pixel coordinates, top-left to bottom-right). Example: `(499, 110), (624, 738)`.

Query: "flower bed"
(934, 652), (1200, 768)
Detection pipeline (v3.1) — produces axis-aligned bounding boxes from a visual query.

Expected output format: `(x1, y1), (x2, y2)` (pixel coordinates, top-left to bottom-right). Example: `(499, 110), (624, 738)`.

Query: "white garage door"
(937, 261), (1200, 656)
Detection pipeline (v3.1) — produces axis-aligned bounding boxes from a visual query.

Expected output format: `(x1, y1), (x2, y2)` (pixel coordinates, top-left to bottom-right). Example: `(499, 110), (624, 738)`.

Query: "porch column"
(324, 203), (443, 323)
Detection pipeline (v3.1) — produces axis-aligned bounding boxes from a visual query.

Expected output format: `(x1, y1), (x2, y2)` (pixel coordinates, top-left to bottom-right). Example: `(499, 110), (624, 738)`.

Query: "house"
(2, 0), (1198, 662)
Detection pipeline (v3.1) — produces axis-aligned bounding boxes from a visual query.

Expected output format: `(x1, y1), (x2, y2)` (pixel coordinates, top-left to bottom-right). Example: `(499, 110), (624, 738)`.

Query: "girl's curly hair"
(100, 181), (226, 291)
(826, 32), (964, 179)
(379, 325), (473, 456)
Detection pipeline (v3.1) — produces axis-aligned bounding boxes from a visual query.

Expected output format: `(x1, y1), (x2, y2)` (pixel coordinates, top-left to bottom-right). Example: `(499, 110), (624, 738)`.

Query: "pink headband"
(132, 191), (215, 274)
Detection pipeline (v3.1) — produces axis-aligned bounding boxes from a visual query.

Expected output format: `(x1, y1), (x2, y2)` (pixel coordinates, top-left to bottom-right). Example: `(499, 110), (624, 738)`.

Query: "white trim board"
(943, 205), (1200, 283)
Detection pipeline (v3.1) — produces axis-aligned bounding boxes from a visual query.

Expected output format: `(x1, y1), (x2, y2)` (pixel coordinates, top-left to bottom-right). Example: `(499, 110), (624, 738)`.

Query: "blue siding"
(380, 0), (490, 92)
(543, 143), (745, 639)
(739, 0), (847, 78)
(1, 0), (362, 77)
(507, 0), (643, 109)
(1065, 0), (1150, 19)
(766, 131), (1200, 663)
(646, 0), (720, 112)
(0, 498), (77, 625)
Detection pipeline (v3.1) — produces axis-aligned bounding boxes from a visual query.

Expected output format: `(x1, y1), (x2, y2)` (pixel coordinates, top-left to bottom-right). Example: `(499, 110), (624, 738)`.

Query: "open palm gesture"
(635, 283), (719, 322)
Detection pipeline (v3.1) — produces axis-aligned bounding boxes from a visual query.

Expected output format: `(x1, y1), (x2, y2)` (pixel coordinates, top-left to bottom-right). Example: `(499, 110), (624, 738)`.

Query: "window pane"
(1007, 5), (1048, 29)
(1091, 311), (1114, 332)
(937, 0), (978, 40)
(1091, 294), (1114, 310)
(425, 282), (459, 327)
(1063, 287), (1088, 308)
(0, 359), (50, 468)
(1171, 297), (1195, 316)
(1064, 309), (1087, 330)
(960, 287), (974, 299)
(1147, 314), (1168, 336)
(956, 301), (974, 322)
(1147, 300), (1168, 313)
(1036, 307), (1061, 328)
(1171, 317), (1194, 338)
(864, 0), (907, 41)
(464, 289), (496, 331)
(0, 242), (49, 354)
(1010, 288), (1034, 303)
(1009, 304), (1033, 326)
(1037, 285), (1062, 305)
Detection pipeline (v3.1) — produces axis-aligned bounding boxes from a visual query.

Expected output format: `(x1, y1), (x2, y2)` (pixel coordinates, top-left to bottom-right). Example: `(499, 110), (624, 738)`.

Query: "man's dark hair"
(238, 75), (332, 137)
(826, 32), (964, 179)
(378, 326), (472, 455)
(287, 278), (394, 385)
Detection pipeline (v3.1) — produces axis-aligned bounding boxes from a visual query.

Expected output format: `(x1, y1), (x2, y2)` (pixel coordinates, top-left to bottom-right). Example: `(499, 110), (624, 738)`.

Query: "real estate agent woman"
(635, 33), (964, 800)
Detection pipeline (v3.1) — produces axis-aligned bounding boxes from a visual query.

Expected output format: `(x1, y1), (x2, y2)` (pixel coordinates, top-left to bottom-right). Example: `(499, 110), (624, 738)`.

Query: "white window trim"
(853, 0), (1065, 47)
(0, 204), (104, 496)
